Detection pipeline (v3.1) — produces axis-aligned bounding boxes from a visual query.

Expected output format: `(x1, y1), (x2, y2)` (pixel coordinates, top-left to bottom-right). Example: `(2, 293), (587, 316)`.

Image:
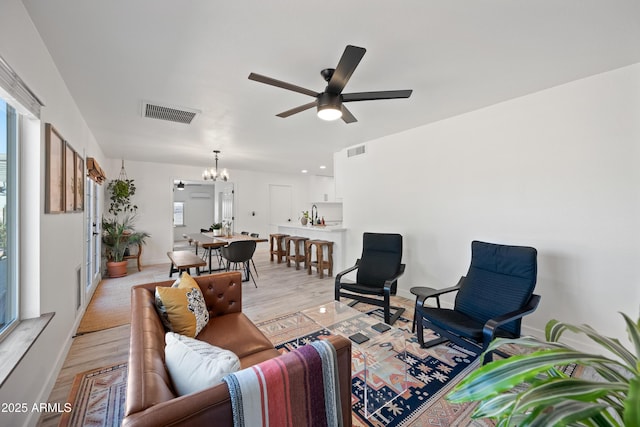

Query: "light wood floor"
(38, 246), (413, 426)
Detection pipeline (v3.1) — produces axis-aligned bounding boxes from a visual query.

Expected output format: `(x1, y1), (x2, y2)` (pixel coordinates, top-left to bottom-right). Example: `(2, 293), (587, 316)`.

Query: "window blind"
(0, 55), (44, 118)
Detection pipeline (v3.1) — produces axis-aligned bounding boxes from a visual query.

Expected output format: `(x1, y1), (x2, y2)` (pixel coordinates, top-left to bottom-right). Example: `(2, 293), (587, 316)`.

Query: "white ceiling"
(22, 0), (640, 176)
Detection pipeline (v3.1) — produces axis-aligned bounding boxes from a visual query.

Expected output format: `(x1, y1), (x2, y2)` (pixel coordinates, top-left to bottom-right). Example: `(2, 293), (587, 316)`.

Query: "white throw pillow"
(165, 332), (241, 396)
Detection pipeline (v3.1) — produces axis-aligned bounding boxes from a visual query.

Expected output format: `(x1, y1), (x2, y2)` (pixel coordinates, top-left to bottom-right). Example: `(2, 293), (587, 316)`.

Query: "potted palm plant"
(447, 312), (640, 426)
(102, 215), (150, 278)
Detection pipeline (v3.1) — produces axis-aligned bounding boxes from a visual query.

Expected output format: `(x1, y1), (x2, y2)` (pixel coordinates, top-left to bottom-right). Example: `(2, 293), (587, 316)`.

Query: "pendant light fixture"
(202, 150), (229, 181)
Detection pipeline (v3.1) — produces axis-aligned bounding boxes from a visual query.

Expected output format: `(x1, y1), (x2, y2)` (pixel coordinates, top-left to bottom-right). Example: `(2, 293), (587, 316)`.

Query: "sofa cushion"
(165, 332), (240, 396)
(156, 277), (209, 337)
(197, 312), (279, 365)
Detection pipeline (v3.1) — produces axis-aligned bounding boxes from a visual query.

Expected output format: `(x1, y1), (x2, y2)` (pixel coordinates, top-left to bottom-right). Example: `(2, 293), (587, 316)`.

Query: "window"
(173, 201), (184, 226)
(0, 99), (17, 337)
(0, 55), (43, 342)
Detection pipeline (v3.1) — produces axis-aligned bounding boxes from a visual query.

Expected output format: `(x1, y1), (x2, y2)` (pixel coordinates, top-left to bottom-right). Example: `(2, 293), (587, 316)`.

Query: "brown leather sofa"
(123, 271), (352, 427)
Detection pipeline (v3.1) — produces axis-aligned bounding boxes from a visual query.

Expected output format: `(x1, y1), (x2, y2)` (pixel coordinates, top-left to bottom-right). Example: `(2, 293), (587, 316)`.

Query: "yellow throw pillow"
(155, 272), (200, 330)
(178, 271), (198, 289)
(156, 276), (209, 337)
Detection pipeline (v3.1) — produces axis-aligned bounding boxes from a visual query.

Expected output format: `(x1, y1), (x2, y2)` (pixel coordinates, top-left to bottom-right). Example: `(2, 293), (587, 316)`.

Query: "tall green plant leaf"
(514, 378), (626, 414)
(546, 320), (636, 371)
(621, 313), (640, 365)
(624, 377), (640, 426)
(472, 393), (518, 418)
(527, 400), (611, 427)
(448, 349), (626, 402)
(448, 313), (640, 426)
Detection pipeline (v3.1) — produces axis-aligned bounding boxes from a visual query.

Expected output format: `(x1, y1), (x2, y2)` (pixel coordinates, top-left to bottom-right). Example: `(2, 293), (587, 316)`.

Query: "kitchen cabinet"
(309, 175), (340, 203)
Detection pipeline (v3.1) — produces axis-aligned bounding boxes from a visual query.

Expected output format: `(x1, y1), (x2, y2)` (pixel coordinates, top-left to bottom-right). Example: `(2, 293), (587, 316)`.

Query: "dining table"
(185, 232), (268, 274)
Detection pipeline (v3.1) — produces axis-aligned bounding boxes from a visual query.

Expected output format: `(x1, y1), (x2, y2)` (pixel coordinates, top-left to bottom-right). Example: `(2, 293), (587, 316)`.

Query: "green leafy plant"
(107, 178), (137, 215)
(447, 313), (640, 426)
(102, 215), (149, 262)
(211, 223), (222, 230)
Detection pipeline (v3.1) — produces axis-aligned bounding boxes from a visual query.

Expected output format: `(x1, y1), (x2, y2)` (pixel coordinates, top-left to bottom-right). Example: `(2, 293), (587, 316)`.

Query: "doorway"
(171, 180), (234, 248)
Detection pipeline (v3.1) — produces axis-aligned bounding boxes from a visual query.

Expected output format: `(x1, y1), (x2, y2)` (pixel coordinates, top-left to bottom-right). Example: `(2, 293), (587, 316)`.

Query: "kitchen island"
(277, 223), (347, 275)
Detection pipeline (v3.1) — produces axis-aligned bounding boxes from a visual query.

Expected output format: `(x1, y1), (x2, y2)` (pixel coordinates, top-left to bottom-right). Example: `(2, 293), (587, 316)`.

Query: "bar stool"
(269, 233), (289, 263)
(306, 239), (334, 278)
(284, 236), (309, 270)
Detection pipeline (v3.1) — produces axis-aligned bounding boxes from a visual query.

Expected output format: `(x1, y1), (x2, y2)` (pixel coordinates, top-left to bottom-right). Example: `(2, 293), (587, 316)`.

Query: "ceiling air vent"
(142, 101), (201, 124)
(347, 144), (366, 157)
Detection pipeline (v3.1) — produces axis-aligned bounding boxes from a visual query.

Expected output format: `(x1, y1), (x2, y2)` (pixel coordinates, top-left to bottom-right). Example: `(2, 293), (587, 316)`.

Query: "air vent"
(347, 145), (366, 157)
(142, 101), (200, 124)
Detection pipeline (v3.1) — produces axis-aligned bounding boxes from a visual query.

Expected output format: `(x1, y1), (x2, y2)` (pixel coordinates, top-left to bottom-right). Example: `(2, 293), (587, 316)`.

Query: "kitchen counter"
(277, 223), (347, 274)
(277, 223), (345, 232)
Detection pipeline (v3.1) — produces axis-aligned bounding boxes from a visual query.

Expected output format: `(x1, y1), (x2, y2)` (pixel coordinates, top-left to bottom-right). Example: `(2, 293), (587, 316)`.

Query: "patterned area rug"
(257, 308), (490, 427)
(60, 306), (590, 427)
(58, 362), (128, 427)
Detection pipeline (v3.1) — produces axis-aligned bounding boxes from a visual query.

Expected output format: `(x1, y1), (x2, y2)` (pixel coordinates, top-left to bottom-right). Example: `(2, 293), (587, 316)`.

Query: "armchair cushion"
(419, 307), (515, 341)
(336, 232), (405, 325)
(356, 232), (403, 288)
(454, 241), (537, 336)
(339, 281), (389, 296)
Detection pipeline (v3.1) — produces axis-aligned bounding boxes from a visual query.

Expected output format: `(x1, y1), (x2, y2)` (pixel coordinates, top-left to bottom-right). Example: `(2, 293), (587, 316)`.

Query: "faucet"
(311, 204), (318, 225)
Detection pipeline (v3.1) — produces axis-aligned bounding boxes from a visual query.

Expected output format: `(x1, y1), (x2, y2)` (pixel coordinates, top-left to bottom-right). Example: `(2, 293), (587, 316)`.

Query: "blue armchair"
(416, 240), (540, 364)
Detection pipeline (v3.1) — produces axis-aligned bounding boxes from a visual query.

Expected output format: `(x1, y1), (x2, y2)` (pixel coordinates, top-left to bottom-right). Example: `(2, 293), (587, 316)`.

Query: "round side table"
(410, 286), (442, 333)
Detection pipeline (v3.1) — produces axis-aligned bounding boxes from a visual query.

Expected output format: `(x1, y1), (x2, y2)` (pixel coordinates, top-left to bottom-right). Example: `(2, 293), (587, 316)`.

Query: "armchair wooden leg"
(384, 293), (391, 324)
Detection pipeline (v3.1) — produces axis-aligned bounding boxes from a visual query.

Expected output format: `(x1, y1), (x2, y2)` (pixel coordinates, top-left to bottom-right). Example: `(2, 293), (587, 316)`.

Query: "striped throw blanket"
(222, 339), (343, 427)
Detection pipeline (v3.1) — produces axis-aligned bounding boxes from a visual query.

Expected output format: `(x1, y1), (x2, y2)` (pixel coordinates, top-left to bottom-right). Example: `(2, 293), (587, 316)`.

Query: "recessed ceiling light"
(301, 169), (308, 174)
(319, 165), (326, 169)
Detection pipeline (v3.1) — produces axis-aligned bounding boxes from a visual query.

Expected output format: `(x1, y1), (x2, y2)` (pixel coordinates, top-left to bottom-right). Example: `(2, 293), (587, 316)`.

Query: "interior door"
(85, 177), (101, 293)
(268, 184), (293, 235)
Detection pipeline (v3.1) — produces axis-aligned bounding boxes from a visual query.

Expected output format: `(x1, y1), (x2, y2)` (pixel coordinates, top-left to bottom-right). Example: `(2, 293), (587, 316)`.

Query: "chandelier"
(202, 150), (229, 181)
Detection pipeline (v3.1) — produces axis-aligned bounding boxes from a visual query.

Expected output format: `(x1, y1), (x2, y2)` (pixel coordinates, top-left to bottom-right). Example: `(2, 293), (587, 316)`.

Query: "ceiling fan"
(248, 45), (412, 123)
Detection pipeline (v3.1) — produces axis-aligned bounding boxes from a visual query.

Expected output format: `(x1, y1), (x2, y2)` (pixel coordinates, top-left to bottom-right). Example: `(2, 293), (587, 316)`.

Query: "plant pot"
(107, 260), (128, 278)
(301, 217), (308, 226)
(213, 229), (223, 236)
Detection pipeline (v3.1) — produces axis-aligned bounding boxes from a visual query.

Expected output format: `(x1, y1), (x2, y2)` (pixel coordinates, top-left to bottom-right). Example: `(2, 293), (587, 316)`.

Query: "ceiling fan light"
(317, 92), (342, 121)
(317, 106), (342, 121)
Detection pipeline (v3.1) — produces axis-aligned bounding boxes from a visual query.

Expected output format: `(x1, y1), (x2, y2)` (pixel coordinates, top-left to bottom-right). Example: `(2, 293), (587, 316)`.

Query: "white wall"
(103, 159), (310, 265)
(336, 63), (640, 350)
(0, 1), (107, 426)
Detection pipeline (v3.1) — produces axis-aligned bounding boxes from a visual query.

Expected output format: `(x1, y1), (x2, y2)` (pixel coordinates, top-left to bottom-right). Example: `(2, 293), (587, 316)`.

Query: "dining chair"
(220, 240), (258, 287)
(248, 233), (260, 277)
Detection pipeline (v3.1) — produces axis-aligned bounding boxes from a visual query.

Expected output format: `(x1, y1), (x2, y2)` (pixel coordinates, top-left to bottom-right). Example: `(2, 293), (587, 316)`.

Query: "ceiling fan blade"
(248, 73), (318, 97)
(327, 45), (366, 94)
(342, 90), (413, 102)
(276, 101), (317, 118)
(341, 105), (357, 124)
